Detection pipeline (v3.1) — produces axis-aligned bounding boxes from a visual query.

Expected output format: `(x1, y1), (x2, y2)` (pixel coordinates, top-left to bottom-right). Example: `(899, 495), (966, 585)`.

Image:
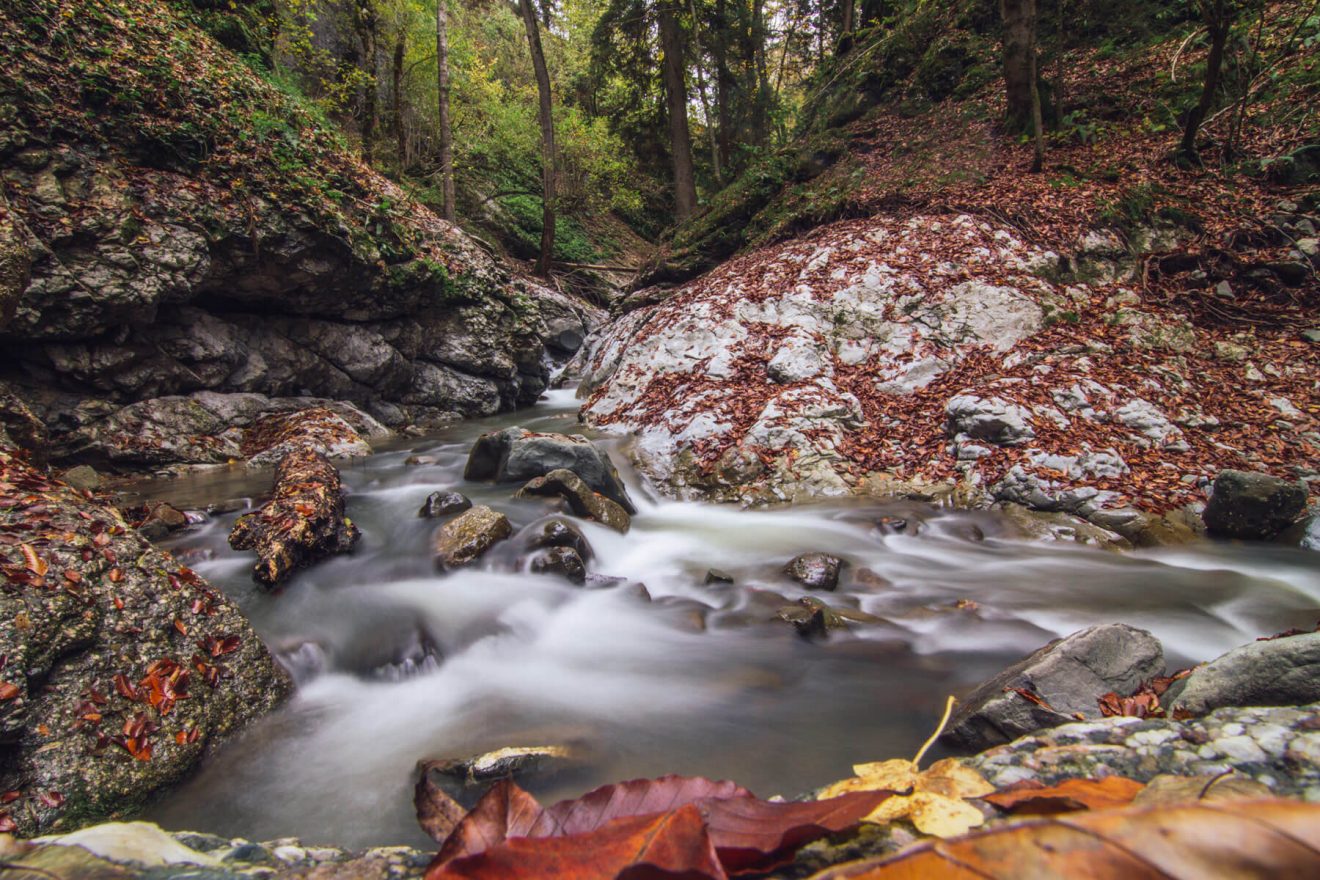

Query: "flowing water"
(135, 388), (1320, 848)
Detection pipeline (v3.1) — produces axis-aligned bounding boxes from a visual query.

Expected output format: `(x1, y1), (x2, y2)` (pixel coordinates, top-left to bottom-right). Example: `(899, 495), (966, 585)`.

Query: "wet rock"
(132, 500), (189, 541)
(530, 547), (587, 584)
(942, 623), (1165, 752)
(432, 505), (512, 569)
(0, 448), (290, 835)
(515, 469), (631, 534)
(418, 491), (472, 519)
(56, 464), (101, 491)
(784, 552), (844, 590)
(34, 821), (222, 868)
(242, 406), (376, 467)
(465, 427), (635, 514)
(523, 517), (593, 561)
(705, 568), (735, 585)
(229, 447), (360, 586)
(1203, 469), (1308, 540)
(0, 381), (48, 456)
(427, 745), (585, 791)
(405, 454), (439, 466)
(996, 502), (1130, 550)
(777, 597), (881, 638)
(1167, 632), (1320, 716)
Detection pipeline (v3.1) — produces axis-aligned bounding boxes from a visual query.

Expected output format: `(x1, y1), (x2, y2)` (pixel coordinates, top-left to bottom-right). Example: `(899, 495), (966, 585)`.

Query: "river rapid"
(128, 389), (1320, 849)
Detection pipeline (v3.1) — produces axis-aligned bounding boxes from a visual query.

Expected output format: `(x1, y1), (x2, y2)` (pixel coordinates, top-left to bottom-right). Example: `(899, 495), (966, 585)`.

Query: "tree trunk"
(714, 0), (733, 172)
(1180, 1), (1234, 163)
(842, 0), (854, 35)
(436, 0), (455, 221)
(392, 32), (406, 172)
(751, 0), (771, 146)
(518, 0), (556, 274)
(687, 0), (723, 185)
(999, 0), (1045, 171)
(357, 3), (378, 161)
(658, 0), (698, 221)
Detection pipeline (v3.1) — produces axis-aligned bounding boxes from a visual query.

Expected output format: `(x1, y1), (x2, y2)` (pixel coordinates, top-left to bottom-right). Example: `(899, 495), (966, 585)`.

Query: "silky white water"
(140, 389), (1320, 848)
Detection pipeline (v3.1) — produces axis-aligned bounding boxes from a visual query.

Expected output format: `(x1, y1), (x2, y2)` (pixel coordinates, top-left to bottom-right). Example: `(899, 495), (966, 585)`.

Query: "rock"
(432, 505), (512, 569)
(1167, 632), (1320, 716)
(1267, 261), (1311, 286)
(427, 745), (585, 790)
(132, 501), (189, 541)
(523, 518), (593, 561)
(465, 427), (636, 514)
(0, 448), (290, 835)
(406, 454), (439, 466)
(34, 822), (221, 868)
(242, 406), (375, 467)
(57, 464), (100, 491)
(784, 552), (844, 590)
(704, 568), (735, 585)
(942, 623), (1165, 752)
(418, 491), (472, 519)
(229, 447), (361, 586)
(997, 503), (1130, 550)
(0, 381), (47, 456)
(776, 597), (881, 637)
(515, 469), (631, 534)
(945, 395), (1035, 446)
(529, 547), (587, 584)
(1203, 469), (1308, 540)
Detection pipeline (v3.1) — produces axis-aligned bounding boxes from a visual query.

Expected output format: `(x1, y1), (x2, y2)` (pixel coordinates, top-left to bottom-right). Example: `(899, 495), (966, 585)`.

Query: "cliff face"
(0, 0), (598, 466)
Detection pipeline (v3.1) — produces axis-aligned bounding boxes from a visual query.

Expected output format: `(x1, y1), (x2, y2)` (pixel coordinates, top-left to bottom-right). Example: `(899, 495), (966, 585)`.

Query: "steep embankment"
(0, 0), (599, 469)
(580, 3), (1319, 539)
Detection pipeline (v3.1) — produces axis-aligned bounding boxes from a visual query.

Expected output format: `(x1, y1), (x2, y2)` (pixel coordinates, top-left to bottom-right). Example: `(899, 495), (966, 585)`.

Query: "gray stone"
(432, 506), (512, 569)
(784, 552), (844, 591)
(523, 518), (593, 561)
(57, 464), (101, 491)
(942, 623), (1165, 752)
(515, 469), (631, 534)
(465, 427), (635, 514)
(418, 491), (472, 519)
(1203, 469), (1309, 540)
(529, 547), (587, 584)
(945, 395), (1035, 446)
(1169, 632), (1320, 716)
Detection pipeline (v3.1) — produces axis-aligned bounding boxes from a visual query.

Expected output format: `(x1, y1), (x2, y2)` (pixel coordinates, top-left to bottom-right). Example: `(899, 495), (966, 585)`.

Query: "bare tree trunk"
(1180, 0), (1234, 163)
(714, 0), (733, 172)
(392, 32), (406, 172)
(518, 0), (556, 274)
(687, 0), (723, 185)
(999, 0), (1045, 171)
(842, 0), (854, 35)
(659, 0), (698, 220)
(751, 0), (771, 146)
(436, 0), (455, 221)
(356, 2), (379, 162)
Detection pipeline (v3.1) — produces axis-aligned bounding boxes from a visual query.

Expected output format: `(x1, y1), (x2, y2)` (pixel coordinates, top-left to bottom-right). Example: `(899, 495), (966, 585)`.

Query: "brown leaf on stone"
(434, 779), (545, 865)
(428, 804), (724, 880)
(415, 761), (469, 845)
(701, 791), (895, 873)
(534, 774), (753, 838)
(983, 777), (1145, 816)
(811, 799), (1320, 879)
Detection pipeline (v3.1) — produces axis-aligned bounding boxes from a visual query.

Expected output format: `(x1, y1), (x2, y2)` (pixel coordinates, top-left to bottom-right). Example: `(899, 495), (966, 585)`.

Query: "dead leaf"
(19, 543), (46, 576)
(0, 682), (19, 701)
(1132, 773), (1272, 807)
(415, 760), (468, 845)
(434, 779), (544, 865)
(428, 804), (724, 880)
(983, 776), (1145, 815)
(821, 758), (993, 837)
(808, 799), (1320, 879)
(535, 774), (752, 838)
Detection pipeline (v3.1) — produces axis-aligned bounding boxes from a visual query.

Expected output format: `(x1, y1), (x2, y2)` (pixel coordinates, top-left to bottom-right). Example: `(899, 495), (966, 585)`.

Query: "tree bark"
(751, 0), (771, 146)
(436, 0), (455, 221)
(1180, 0), (1234, 163)
(714, 0), (733, 172)
(842, 0), (854, 35)
(999, 0), (1045, 171)
(356, 2), (379, 161)
(687, 0), (723, 185)
(518, 0), (556, 274)
(392, 32), (406, 172)
(658, 0), (698, 221)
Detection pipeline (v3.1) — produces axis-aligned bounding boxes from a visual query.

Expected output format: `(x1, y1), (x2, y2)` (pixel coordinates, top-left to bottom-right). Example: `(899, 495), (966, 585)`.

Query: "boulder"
(945, 395), (1035, 447)
(0, 448), (290, 835)
(229, 447), (360, 586)
(418, 491), (472, 519)
(514, 469), (631, 534)
(56, 464), (100, 491)
(529, 547), (587, 584)
(131, 501), (189, 541)
(432, 505), (512, 569)
(523, 518), (593, 561)
(1168, 632), (1320, 716)
(241, 407), (375, 467)
(941, 623), (1165, 752)
(464, 427), (636, 514)
(784, 552), (844, 591)
(1203, 469), (1309, 540)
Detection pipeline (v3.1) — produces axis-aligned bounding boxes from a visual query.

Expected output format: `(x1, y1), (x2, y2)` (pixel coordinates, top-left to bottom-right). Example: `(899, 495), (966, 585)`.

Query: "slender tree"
(436, 0), (455, 221)
(687, 0), (723, 184)
(1179, 0), (1237, 164)
(999, 0), (1045, 172)
(518, 0), (557, 273)
(658, 0), (698, 219)
(354, 0), (380, 160)
(392, 31), (406, 171)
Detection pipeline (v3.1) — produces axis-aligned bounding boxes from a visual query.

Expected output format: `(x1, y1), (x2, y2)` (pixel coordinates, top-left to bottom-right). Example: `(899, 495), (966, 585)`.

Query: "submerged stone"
(432, 505), (512, 569)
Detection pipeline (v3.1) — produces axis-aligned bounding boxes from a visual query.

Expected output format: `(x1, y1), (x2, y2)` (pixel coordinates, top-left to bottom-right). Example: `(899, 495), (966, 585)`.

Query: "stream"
(127, 388), (1320, 849)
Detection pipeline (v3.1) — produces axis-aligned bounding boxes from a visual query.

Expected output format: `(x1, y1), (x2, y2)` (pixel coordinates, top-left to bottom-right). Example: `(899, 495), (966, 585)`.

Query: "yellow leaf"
(919, 758), (996, 799)
(907, 791), (987, 838)
(854, 759), (920, 791)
